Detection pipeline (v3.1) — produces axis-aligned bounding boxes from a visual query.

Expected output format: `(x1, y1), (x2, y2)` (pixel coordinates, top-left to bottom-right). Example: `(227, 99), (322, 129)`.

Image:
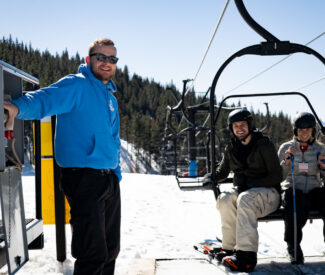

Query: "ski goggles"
(90, 53), (119, 64)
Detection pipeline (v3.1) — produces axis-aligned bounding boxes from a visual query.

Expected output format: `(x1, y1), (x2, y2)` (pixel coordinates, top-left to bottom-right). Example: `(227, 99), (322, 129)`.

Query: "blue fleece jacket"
(12, 64), (122, 182)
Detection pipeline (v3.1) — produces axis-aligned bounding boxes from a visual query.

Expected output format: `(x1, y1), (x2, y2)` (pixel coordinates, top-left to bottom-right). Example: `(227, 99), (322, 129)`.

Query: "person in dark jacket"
(4, 38), (121, 275)
(278, 112), (325, 264)
(204, 108), (282, 272)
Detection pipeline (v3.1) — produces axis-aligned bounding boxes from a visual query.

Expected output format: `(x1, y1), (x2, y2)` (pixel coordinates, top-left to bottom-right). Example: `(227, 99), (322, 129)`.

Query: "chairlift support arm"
(260, 102), (271, 133)
(234, 0), (280, 42)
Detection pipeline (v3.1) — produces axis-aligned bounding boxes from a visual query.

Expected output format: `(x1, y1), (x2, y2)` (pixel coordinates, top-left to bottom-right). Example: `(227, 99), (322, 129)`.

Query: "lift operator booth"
(0, 60), (43, 274)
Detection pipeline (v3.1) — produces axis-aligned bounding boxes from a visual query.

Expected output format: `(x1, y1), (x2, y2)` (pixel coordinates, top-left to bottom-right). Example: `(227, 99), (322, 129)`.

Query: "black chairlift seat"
(258, 208), (322, 222)
(215, 181), (323, 222)
(177, 173), (324, 221)
(176, 175), (205, 191)
(177, 175), (233, 191)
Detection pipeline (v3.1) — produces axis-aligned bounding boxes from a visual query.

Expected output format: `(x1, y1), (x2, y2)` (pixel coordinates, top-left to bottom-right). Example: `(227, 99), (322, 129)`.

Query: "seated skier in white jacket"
(278, 112), (325, 264)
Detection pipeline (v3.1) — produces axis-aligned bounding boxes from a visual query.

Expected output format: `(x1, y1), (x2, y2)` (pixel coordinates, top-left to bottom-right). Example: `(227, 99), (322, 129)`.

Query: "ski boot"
(222, 250), (257, 272)
(287, 244), (304, 265)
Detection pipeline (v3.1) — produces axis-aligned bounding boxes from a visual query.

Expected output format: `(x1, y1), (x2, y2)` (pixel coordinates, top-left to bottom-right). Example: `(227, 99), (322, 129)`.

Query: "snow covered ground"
(3, 173), (324, 275)
(1, 139), (325, 274)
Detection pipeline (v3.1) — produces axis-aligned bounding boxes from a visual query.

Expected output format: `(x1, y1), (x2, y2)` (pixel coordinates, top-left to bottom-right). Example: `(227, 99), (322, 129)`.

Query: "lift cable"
(184, 0), (230, 97)
(175, 1), (230, 131)
(221, 31), (325, 96)
(293, 75), (325, 91)
(263, 75), (325, 107)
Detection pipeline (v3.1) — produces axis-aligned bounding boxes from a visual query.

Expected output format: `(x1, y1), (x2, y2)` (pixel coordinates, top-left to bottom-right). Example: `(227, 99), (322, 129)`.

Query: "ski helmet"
(228, 108), (254, 133)
(293, 112), (316, 136)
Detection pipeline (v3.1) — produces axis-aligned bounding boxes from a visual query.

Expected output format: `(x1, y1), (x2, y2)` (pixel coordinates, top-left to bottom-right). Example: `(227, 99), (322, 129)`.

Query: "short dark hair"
(88, 38), (116, 56)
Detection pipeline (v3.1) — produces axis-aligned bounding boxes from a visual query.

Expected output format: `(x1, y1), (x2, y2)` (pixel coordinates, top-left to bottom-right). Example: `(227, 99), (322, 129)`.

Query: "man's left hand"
(202, 173), (215, 190)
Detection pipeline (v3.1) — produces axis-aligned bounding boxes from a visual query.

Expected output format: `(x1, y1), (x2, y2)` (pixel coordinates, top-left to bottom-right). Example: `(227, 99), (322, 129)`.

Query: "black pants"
(283, 187), (325, 246)
(60, 168), (121, 275)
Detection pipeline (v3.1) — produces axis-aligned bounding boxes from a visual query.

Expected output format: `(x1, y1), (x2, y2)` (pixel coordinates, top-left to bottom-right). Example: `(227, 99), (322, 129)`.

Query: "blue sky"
(1, 0), (325, 121)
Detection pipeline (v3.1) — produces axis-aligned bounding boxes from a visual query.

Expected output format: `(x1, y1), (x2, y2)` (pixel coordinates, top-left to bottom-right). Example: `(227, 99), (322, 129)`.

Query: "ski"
(193, 238), (222, 260)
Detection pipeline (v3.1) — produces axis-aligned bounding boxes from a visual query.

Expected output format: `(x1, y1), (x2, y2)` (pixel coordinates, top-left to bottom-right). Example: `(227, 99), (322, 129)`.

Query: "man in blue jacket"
(4, 38), (121, 275)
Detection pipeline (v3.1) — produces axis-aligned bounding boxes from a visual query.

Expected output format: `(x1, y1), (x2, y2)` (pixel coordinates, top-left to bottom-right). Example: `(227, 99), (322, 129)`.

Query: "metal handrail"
(0, 60), (39, 85)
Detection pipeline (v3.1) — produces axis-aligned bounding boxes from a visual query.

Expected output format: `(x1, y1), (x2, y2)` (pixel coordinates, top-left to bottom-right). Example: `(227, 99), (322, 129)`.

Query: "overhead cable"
(251, 75), (325, 107)
(185, 0), (230, 97)
(293, 75), (325, 91)
(177, 0), (230, 131)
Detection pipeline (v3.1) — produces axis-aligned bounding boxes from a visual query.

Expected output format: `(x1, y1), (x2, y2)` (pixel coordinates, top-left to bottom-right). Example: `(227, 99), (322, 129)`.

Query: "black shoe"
(222, 250), (257, 272)
(287, 244), (304, 265)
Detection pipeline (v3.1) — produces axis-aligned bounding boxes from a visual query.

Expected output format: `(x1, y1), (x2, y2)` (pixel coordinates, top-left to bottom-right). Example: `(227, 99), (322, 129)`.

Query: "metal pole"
(291, 154), (297, 262)
(33, 120), (42, 220)
(51, 116), (66, 262)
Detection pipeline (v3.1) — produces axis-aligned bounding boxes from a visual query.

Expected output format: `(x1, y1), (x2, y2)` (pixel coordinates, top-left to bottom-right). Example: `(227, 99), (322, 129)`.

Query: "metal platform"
(128, 257), (325, 275)
(0, 218), (43, 268)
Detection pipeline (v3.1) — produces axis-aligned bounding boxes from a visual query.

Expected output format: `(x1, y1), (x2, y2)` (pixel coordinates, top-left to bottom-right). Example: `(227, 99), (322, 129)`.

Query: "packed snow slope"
(120, 139), (160, 174)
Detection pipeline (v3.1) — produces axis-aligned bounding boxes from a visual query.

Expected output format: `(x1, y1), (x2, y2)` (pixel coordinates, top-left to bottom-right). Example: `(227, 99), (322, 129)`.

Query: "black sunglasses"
(90, 53), (119, 64)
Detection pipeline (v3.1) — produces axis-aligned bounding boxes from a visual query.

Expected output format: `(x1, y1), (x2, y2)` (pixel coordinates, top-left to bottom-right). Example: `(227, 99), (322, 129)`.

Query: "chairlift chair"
(209, 0), (325, 220)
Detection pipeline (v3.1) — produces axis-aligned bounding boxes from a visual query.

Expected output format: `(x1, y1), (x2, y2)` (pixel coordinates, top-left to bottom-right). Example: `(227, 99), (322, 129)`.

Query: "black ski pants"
(60, 168), (121, 275)
(283, 187), (325, 247)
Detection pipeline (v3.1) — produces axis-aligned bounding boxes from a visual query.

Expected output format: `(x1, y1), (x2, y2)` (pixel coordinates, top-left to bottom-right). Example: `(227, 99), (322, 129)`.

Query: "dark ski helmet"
(293, 112), (316, 137)
(228, 108), (254, 133)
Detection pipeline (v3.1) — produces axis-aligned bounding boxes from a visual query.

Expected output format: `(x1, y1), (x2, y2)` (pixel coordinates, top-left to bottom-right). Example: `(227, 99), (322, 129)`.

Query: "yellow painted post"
(40, 116), (70, 224)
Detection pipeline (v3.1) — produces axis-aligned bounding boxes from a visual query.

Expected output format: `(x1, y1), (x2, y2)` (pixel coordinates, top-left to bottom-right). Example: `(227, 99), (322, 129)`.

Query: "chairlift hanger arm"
(165, 106), (179, 137)
(169, 80), (196, 132)
(185, 101), (210, 111)
(171, 79), (193, 111)
(177, 125), (209, 137)
(260, 102), (271, 132)
(166, 87), (181, 104)
(169, 78), (208, 129)
(199, 87), (211, 105)
(180, 79), (197, 127)
(210, 42), (325, 127)
(234, 0), (279, 42)
(235, 0), (325, 64)
(180, 82), (213, 128)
